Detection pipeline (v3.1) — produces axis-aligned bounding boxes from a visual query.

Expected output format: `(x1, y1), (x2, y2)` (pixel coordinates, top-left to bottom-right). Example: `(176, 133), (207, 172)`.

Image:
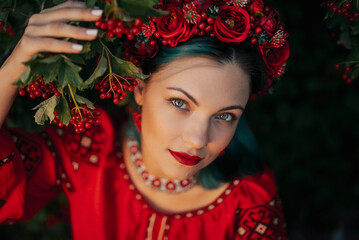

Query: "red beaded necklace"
(127, 137), (196, 193)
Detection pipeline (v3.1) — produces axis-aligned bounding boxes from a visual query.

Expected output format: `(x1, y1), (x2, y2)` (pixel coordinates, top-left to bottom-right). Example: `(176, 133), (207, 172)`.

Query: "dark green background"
(1, 0), (359, 239)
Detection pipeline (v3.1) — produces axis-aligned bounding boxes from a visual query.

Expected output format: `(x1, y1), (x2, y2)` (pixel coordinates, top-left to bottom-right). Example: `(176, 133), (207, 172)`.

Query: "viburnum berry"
(345, 66), (352, 73)
(95, 73), (139, 105)
(334, 63), (341, 70)
(255, 27), (262, 34)
(68, 105), (101, 134)
(19, 76), (60, 99)
(133, 18), (143, 27)
(250, 37), (258, 45)
(341, 73), (349, 80)
(207, 17), (214, 25)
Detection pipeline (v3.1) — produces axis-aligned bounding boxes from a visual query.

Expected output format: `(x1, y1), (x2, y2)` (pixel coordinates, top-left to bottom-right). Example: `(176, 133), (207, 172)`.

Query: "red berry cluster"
(334, 63), (356, 83)
(18, 76), (60, 99)
(53, 106), (102, 134)
(95, 17), (143, 40)
(322, 1), (359, 23)
(0, 21), (15, 36)
(190, 12), (215, 38)
(94, 74), (138, 105)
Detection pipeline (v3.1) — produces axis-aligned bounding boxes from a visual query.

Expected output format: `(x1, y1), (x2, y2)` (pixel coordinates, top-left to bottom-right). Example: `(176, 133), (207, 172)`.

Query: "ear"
(134, 80), (146, 106)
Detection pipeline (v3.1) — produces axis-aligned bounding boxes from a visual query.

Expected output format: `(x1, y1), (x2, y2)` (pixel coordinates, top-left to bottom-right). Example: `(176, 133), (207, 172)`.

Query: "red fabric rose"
(252, 0), (264, 13)
(156, 6), (193, 47)
(124, 40), (158, 60)
(258, 8), (281, 37)
(259, 41), (290, 78)
(214, 5), (250, 43)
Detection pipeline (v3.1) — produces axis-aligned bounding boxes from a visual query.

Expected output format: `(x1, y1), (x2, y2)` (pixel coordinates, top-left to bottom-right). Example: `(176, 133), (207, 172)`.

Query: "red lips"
(169, 150), (202, 166)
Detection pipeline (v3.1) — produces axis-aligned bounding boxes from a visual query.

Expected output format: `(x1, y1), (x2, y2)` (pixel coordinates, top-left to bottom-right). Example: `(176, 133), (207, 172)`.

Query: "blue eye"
(216, 113), (233, 121)
(172, 99), (186, 109)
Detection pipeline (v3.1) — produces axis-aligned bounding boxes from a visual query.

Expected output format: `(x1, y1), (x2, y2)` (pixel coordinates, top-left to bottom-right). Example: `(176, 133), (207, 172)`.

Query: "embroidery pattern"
(236, 197), (287, 239)
(0, 151), (14, 167)
(42, 130), (74, 192)
(10, 132), (43, 178)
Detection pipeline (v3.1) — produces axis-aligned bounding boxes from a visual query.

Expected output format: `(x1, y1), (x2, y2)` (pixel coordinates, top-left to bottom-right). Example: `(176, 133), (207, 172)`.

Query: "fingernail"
(86, 29), (98, 36)
(91, 9), (103, 16)
(72, 44), (83, 51)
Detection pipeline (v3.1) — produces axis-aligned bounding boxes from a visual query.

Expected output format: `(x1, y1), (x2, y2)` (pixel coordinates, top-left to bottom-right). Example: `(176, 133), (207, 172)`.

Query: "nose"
(182, 115), (210, 150)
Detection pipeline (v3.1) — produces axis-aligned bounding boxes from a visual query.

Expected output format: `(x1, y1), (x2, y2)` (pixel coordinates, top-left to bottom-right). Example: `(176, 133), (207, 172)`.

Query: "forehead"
(147, 57), (250, 106)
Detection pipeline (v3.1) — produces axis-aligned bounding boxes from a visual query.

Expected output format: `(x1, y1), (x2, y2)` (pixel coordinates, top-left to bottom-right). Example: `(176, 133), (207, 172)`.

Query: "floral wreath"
(0, 0), (289, 133)
(97, 0), (290, 97)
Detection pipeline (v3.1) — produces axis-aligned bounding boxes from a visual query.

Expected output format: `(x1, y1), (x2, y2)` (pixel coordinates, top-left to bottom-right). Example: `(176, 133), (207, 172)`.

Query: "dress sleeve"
(0, 126), (60, 224)
(233, 168), (288, 239)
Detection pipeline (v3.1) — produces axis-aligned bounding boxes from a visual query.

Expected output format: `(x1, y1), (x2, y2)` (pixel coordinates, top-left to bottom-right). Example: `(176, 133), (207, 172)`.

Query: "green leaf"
(86, 0), (97, 7)
(118, 0), (168, 19)
(0, 0), (13, 9)
(63, 54), (85, 65)
(14, 67), (32, 87)
(0, 8), (11, 23)
(57, 59), (83, 88)
(81, 50), (107, 89)
(74, 94), (95, 109)
(351, 67), (359, 80)
(55, 95), (71, 125)
(81, 42), (92, 54)
(32, 95), (59, 125)
(31, 56), (62, 84)
(350, 24), (359, 36)
(106, 47), (148, 80)
(338, 30), (352, 49)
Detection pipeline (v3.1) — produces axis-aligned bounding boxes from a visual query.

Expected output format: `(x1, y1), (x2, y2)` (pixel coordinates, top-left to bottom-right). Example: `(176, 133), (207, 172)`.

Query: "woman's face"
(134, 57), (250, 180)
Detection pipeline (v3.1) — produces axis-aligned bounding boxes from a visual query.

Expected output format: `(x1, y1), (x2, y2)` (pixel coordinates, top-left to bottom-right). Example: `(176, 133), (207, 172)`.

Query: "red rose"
(124, 40), (158, 60)
(156, 6), (193, 47)
(214, 5), (250, 43)
(258, 8), (281, 37)
(252, 0), (264, 13)
(259, 41), (290, 78)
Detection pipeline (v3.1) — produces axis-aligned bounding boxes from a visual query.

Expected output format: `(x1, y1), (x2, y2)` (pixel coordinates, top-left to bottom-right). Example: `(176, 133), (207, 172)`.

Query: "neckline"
(115, 147), (241, 219)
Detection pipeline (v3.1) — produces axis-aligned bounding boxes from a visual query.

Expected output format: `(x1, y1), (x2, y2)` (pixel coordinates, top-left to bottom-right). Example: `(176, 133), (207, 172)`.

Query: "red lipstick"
(169, 150), (202, 166)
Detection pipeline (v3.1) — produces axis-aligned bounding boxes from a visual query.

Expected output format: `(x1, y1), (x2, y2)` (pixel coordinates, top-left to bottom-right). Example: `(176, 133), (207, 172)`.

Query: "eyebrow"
(167, 87), (199, 105)
(166, 87), (244, 111)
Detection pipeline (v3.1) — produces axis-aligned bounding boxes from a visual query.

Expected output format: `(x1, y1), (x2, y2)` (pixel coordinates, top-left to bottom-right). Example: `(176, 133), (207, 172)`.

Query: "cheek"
(141, 97), (183, 143)
(208, 123), (237, 154)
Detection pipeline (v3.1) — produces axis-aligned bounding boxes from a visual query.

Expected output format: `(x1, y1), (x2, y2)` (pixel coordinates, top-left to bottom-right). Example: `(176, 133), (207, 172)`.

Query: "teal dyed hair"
(138, 37), (264, 189)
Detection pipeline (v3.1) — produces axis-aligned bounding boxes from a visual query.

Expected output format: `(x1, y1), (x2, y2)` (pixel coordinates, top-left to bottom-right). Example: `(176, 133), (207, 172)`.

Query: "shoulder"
(232, 167), (287, 238)
(232, 166), (279, 208)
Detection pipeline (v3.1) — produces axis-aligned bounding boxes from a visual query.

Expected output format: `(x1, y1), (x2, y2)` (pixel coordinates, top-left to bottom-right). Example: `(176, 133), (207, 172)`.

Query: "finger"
(19, 35), (84, 58)
(29, 7), (103, 25)
(25, 23), (98, 40)
(40, 1), (87, 14)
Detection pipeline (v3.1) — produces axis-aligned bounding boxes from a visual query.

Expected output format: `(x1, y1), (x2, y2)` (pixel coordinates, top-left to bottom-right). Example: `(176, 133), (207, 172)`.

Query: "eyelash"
(169, 98), (237, 122)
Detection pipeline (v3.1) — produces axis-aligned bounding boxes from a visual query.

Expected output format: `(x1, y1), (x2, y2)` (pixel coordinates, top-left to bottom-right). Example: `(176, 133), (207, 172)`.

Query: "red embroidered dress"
(0, 110), (287, 239)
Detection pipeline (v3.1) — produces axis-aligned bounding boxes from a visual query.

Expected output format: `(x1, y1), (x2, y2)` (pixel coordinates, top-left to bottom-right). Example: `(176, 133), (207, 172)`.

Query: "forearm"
(0, 50), (26, 128)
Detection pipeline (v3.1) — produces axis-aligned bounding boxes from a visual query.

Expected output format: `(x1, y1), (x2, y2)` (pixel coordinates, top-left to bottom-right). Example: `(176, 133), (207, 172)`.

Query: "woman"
(0, 1), (289, 239)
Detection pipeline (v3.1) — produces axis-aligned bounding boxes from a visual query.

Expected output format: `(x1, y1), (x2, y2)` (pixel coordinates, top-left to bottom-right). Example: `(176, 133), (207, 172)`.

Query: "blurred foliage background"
(1, 0), (359, 239)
